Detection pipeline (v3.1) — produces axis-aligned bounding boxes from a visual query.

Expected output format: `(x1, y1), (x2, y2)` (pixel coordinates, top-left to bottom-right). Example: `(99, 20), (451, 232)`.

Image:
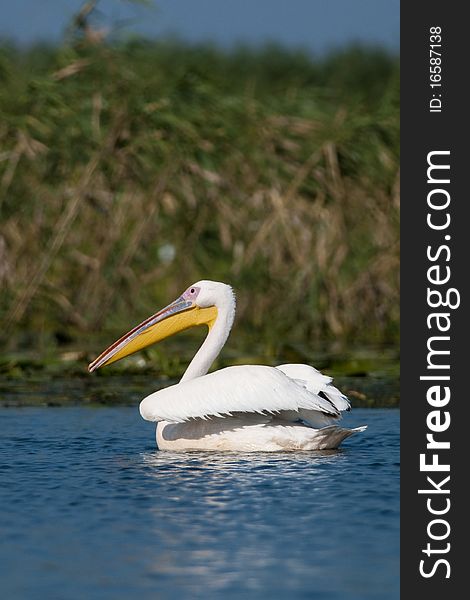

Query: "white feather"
(275, 363), (351, 412)
(140, 364), (342, 423)
(157, 417), (367, 452)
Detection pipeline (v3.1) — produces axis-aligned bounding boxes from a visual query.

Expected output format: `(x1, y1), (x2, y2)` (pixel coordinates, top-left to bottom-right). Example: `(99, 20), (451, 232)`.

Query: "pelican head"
(88, 280), (235, 372)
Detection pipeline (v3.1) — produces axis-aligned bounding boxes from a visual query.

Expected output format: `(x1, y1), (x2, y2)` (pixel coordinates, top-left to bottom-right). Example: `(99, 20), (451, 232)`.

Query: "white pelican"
(89, 281), (366, 451)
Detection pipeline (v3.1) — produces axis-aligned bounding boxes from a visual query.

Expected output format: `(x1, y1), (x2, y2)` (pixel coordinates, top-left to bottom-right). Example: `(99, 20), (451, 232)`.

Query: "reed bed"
(0, 39), (399, 354)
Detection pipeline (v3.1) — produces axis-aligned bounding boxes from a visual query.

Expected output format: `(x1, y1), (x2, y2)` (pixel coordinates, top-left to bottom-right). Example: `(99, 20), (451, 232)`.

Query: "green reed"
(0, 39), (399, 355)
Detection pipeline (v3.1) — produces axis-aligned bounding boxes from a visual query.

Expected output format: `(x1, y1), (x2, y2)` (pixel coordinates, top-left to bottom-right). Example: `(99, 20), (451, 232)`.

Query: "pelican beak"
(88, 296), (217, 372)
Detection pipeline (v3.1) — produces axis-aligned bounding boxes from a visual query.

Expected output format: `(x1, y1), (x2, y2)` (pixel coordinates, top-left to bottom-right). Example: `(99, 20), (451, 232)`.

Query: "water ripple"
(0, 407), (399, 600)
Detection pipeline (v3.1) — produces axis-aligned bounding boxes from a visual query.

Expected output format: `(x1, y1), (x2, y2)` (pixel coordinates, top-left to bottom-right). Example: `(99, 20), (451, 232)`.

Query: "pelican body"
(89, 281), (366, 451)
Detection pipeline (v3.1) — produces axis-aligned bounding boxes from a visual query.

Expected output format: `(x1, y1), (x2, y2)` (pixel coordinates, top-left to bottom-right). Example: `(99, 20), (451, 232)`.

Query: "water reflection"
(136, 445), (380, 596)
(141, 447), (343, 471)
(139, 450), (350, 591)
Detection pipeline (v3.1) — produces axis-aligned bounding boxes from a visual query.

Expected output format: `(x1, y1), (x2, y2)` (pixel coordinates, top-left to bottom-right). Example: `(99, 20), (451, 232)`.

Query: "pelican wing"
(139, 365), (342, 423)
(275, 363), (351, 412)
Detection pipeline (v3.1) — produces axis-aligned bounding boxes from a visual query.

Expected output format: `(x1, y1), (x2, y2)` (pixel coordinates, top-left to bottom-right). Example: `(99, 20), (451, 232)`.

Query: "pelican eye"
(190, 288), (195, 294)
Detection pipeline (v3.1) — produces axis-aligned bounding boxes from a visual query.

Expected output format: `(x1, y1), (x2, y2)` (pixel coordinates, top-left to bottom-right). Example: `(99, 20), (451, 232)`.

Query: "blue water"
(0, 408), (399, 599)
